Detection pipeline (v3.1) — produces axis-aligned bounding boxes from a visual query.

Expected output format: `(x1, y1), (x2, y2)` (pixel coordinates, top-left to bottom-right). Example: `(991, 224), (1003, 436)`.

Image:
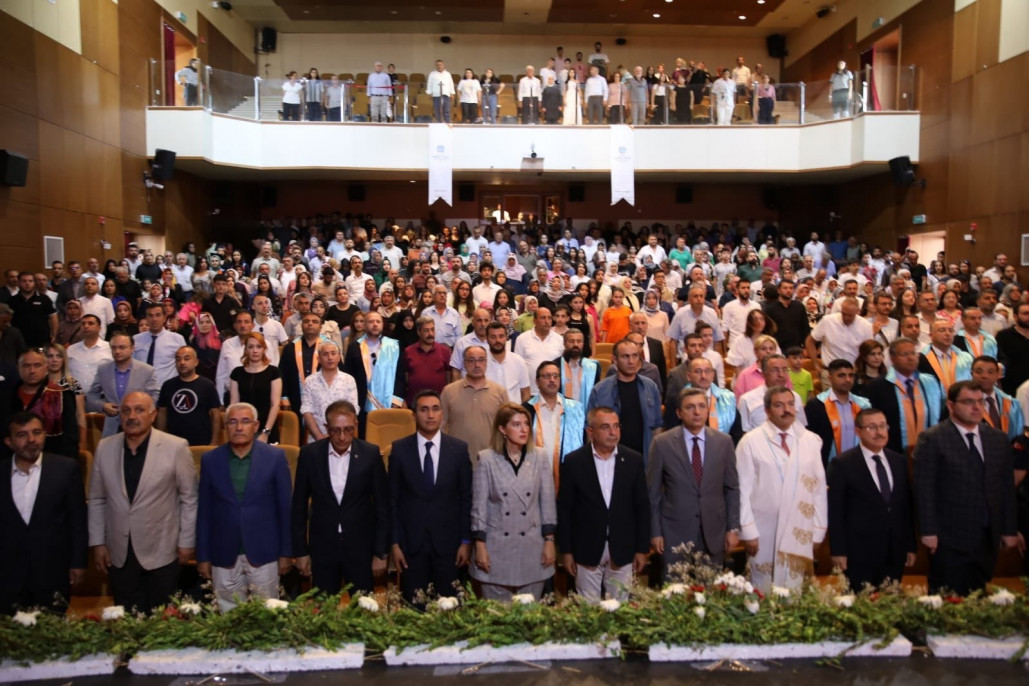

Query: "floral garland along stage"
(2, 574), (1028, 677)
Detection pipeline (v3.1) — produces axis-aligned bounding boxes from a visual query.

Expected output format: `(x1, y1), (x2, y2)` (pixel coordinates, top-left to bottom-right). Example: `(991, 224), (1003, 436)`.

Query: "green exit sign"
(912, 214), (926, 225)
(140, 214), (153, 225)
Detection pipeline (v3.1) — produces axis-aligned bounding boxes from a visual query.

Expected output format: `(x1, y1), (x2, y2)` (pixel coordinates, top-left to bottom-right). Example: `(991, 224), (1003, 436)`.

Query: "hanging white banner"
(610, 125), (635, 206)
(428, 124), (453, 206)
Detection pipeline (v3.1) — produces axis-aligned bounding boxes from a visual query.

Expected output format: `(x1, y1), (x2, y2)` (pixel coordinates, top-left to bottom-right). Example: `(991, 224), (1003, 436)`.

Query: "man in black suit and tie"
(389, 390), (472, 604)
(1, 411), (87, 613)
(828, 408), (916, 591)
(914, 381), (1020, 595)
(291, 400), (389, 594)
(647, 387), (740, 577)
(558, 406), (650, 601)
(630, 312), (667, 392)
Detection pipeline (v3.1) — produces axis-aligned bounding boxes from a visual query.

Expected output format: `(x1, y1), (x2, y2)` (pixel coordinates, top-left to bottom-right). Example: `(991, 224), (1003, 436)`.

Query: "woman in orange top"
(600, 287), (633, 342)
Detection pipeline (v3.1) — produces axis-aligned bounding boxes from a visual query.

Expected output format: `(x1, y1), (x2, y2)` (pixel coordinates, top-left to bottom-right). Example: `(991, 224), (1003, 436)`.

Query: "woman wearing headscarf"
(538, 275), (569, 313)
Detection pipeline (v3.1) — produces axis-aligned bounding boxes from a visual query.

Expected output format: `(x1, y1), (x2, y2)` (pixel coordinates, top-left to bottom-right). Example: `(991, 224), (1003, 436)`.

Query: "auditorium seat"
(593, 342), (615, 357)
(594, 357), (612, 378)
(278, 410), (301, 446)
(84, 413), (104, 454)
(691, 104), (711, 124)
(79, 449), (92, 494)
(365, 408), (415, 461)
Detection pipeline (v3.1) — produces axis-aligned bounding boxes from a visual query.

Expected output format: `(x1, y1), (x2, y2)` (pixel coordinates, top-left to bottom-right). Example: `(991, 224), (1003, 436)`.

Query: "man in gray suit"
(88, 391), (197, 614)
(647, 387), (740, 578)
(86, 333), (160, 437)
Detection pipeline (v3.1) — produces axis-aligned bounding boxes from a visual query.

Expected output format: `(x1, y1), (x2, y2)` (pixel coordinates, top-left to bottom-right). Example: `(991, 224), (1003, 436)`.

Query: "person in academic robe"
(804, 359), (871, 467)
(342, 312), (403, 438)
(522, 361), (585, 491)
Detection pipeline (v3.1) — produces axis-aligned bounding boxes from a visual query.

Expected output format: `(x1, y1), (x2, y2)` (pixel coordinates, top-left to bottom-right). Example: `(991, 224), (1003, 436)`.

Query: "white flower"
(264, 598), (289, 611)
(694, 606), (706, 619)
(693, 592), (706, 606)
(357, 596), (380, 613)
(989, 589), (1016, 606)
(744, 599), (760, 615)
(834, 595), (856, 609)
(436, 597), (459, 611)
(101, 606), (125, 620)
(599, 599), (621, 612)
(179, 602), (202, 616)
(918, 595), (943, 610)
(661, 583), (687, 597)
(743, 581), (754, 594)
(512, 594), (535, 605)
(772, 586), (792, 599)
(12, 611), (39, 627)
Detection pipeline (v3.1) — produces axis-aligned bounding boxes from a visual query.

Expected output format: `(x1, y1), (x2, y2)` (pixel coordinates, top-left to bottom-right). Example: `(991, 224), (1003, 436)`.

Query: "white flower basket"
(383, 639), (621, 666)
(927, 635), (1029, 660)
(0, 654), (118, 683)
(127, 645), (365, 674)
(649, 635), (912, 661)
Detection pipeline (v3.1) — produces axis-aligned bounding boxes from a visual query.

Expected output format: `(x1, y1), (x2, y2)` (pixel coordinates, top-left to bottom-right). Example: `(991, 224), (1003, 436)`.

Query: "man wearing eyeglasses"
(292, 400), (388, 595)
(913, 381), (1020, 595)
(827, 408), (916, 591)
(196, 402), (292, 612)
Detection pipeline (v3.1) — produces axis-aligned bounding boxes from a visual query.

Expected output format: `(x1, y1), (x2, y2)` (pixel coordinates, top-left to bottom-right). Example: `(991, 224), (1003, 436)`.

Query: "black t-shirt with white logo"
(157, 376), (222, 446)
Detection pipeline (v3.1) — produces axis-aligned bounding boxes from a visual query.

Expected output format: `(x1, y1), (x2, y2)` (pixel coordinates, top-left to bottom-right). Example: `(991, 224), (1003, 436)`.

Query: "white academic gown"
(736, 421), (827, 593)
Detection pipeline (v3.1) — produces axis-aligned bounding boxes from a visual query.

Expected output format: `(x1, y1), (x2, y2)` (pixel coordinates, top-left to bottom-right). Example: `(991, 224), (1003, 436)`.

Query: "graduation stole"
(983, 392), (1012, 435)
(925, 349), (958, 389)
(818, 390), (869, 458)
(531, 396), (564, 489)
(358, 336), (400, 411)
(963, 333), (984, 358)
(889, 371), (927, 448)
(704, 387), (737, 431)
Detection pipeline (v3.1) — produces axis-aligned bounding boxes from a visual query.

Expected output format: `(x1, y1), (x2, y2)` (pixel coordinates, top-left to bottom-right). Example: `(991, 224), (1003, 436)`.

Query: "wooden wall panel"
(2, 60), (38, 118)
(987, 135), (1022, 217)
(0, 105), (40, 162)
(948, 76), (973, 152)
(0, 202), (41, 252)
(99, 68), (121, 146)
(975, 0), (1002, 72)
(80, 0), (120, 75)
(952, 5), (977, 83)
(0, 11), (36, 72)
(80, 61), (104, 142)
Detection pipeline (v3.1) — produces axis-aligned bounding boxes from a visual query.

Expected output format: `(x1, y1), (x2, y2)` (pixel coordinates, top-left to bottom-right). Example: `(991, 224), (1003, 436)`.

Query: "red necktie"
(780, 432), (791, 456)
(691, 436), (703, 485)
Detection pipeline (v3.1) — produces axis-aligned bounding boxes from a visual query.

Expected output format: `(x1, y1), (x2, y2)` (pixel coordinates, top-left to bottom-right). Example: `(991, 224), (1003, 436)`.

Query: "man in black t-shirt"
(324, 285), (359, 331)
(157, 346), (222, 446)
(202, 275), (240, 334)
(9, 272), (56, 348)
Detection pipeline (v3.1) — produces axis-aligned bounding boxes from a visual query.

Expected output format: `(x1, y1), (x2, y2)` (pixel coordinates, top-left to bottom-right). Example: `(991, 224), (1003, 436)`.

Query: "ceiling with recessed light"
(225, 0), (820, 35)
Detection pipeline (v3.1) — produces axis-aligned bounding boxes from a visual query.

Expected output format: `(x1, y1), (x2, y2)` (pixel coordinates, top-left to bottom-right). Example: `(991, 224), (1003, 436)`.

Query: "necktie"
(780, 432), (791, 456)
(423, 440), (435, 489)
(904, 378), (918, 425)
(691, 436), (703, 486)
(987, 396), (1002, 429)
(872, 454), (892, 503)
(146, 335), (157, 365)
(966, 433), (983, 466)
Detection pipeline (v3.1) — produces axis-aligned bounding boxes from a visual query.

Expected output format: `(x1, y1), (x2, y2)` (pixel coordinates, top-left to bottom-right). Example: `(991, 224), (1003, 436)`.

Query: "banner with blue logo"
(428, 124), (453, 206)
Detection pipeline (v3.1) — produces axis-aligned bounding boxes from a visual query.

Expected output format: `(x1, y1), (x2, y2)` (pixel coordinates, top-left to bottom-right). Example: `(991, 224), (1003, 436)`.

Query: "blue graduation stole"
(885, 368), (943, 448)
(527, 395), (585, 461)
(358, 335), (402, 412)
(560, 358), (598, 404)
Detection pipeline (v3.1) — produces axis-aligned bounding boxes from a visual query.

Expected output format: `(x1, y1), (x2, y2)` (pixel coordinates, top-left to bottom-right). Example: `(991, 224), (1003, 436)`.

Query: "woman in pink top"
(733, 335), (790, 399)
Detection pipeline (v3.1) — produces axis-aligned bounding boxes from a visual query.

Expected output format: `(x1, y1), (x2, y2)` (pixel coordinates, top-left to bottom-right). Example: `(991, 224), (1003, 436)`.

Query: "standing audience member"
(66, 314), (112, 394)
(88, 392), (197, 614)
(157, 346), (222, 446)
(441, 345), (508, 463)
(86, 333), (160, 438)
(301, 341), (359, 443)
(9, 349), (79, 458)
(587, 338), (663, 464)
(398, 316), (451, 407)
(134, 302), (186, 385)
(804, 359), (871, 466)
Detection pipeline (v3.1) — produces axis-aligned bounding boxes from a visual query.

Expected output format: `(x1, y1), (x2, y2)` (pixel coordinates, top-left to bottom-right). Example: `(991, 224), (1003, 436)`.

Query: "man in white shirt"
(66, 314), (112, 391)
(485, 322), (530, 403)
(780, 237), (800, 261)
(518, 65), (542, 124)
(488, 231), (512, 265)
(215, 311), (254, 399)
(803, 232), (827, 269)
(635, 235), (667, 268)
(366, 61), (393, 123)
(277, 256), (298, 296)
(584, 65), (608, 124)
(710, 68), (735, 126)
(379, 234), (404, 271)
(668, 285), (724, 352)
(539, 57), (558, 89)
(345, 256), (374, 300)
(250, 242), (282, 280)
(464, 226), (488, 257)
(133, 302), (187, 385)
(252, 295), (288, 366)
(426, 59), (455, 122)
(982, 253), (1007, 283)
(471, 264), (501, 308)
(808, 297), (873, 368)
(829, 279), (865, 314)
(513, 307), (565, 394)
(720, 280), (762, 347)
(78, 277), (115, 340)
(731, 56), (752, 101)
(450, 308), (491, 380)
(82, 258), (106, 287)
(738, 355), (808, 432)
(170, 253), (194, 294)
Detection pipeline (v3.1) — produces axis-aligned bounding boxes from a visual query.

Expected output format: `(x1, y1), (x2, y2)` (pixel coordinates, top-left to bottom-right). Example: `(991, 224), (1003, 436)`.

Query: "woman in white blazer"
(470, 403), (557, 601)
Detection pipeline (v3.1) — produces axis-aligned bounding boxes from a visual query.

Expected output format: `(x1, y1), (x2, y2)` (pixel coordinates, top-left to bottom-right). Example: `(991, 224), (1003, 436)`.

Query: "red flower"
(869, 592), (880, 602)
(718, 584), (727, 592)
(691, 585), (706, 593)
(312, 608), (321, 615)
(755, 589), (765, 600)
(945, 596), (963, 604)
(162, 606), (181, 620)
(84, 614), (100, 622)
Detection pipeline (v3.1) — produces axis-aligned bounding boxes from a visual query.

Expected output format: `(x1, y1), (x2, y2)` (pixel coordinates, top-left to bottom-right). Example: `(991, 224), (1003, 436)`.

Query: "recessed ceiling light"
(302, 9), (309, 14)
(757, 0), (766, 4)
(435, 10), (442, 14)
(739, 15), (747, 20)
(665, 0), (673, 3)
(390, 10), (398, 14)
(652, 12), (661, 18)
(609, 13), (617, 17)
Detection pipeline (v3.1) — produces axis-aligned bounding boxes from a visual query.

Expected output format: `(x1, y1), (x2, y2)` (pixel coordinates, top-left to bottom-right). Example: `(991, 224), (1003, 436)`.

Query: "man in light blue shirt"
(367, 62), (393, 122)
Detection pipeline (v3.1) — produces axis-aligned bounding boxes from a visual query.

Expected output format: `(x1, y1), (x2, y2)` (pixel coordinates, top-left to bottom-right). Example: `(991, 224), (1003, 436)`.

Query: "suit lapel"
(0, 459), (26, 527)
(317, 441), (337, 504)
(132, 432), (161, 504)
(512, 452), (532, 508)
(26, 458), (57, 526)
(339, 441), (360, 505)
(585, 450), (608, 509)
(679, 430), (699, 493)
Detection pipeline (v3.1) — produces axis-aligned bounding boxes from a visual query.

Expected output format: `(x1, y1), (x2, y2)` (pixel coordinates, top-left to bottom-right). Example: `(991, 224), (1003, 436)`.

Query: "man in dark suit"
(647, 387), (740, 576)
(805, 359), (871, 466)
(558, 406), (650, 601)
(292, 399), (388, 595)
(197, 402), (292, 612)
(828, 408), (916, 591)
(1, 411), (87, 614)
(630, 312), (667, 392)
(389, 389), (472, 604)
(914, 380), (1020, 595)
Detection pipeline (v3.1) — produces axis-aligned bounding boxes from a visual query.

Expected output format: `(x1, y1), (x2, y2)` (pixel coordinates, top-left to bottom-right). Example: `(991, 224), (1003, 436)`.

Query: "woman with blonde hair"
(44, 342), (87, 450)
(470, 402), (557, 601)
(731, 334), (782, 399)
(229, 332), (282, 443)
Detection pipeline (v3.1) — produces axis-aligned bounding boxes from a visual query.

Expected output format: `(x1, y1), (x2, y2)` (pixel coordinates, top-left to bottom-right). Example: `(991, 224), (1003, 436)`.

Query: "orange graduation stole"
(533, 400), (564, 490)
(893, 377), (926, 448)
(707, 394), (718, 429)
(926, 349), (958, 389)
(824, 397), (861, 456)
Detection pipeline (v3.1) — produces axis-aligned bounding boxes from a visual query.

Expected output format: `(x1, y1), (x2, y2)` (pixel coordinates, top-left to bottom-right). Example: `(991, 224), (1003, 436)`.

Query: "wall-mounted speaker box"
(0, 150), (28, 186)
(888, 156), (916, 186)
(261, 27), (277, 52)
(151, 149), (176, 180)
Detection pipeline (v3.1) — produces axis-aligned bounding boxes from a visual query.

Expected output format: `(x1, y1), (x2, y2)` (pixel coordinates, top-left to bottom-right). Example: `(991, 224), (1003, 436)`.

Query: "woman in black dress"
(229, 332), (282, 443)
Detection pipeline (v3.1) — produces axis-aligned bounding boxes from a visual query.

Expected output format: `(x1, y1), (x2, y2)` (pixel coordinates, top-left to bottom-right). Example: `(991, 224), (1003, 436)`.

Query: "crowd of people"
(1, 217), (1026, 616)
(266, 45), (856, 125)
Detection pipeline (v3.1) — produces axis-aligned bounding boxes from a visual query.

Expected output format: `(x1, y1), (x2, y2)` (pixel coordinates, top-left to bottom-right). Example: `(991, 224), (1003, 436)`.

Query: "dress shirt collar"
(931, 345), (951, 360)
(953, 420), (980, 445)
(592, 444), (618, 461)
(417, 430), (442, 453)
(859, 444), (887, 461)
(682, 426), (706, 444)
(827, 389), (852, 405)
(11, 455), (42, 477)
(328, 442), (351, 461)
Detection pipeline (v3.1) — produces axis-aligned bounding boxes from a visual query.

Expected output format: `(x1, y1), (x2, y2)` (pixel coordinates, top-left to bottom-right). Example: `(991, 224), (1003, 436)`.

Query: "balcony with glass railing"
(145, 62), (921, 179)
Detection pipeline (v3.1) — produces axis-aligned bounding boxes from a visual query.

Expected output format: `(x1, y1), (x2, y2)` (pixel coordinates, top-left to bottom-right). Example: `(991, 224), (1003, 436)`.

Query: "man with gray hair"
(196, 402), (292, 612)
(737, 354), (808, 432)
(367, 61), (393, 122)
(250, 242), (282, 280)
(427, 284), (462, 348)
(399, 315), (451, 406)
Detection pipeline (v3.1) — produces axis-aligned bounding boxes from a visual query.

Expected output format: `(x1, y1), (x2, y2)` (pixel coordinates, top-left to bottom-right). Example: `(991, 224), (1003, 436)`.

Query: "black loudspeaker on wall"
(0, 150), (29, 187)
(348, 184), (366, 202)
(568, 184), (585, 202)
(261, 27), (277, 52)
(888, 156), (917, 186)
(151, 149), (176, 180)
(767, 34), (787, 58)
(675, 185), (693, 204)
(458, 183), (475, 202)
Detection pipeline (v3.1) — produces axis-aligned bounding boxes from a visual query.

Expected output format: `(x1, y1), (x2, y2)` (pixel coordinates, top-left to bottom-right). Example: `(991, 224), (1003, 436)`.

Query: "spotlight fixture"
(440, 35), (452, 43)
(816, 6), (831, 18)
(615, 37), (627, 46)
(739, 15), (747, 20)
(652, 12), (661, 18)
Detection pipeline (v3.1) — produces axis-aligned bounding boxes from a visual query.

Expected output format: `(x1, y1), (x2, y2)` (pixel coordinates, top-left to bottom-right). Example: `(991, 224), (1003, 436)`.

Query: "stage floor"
(15, 654), (1029, 685)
